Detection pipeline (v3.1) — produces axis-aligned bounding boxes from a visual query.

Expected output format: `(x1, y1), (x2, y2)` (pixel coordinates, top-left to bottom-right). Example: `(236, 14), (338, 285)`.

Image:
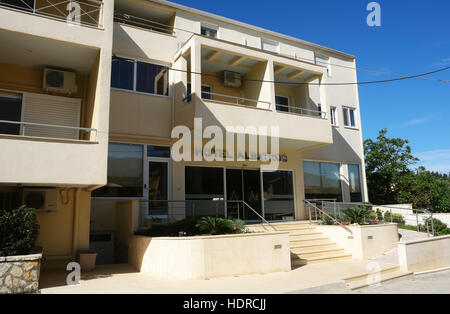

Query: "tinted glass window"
(136, 62), (169, 95)
(111, 57), (134, 90)
(348, 164), (362, 202)
(147, 146), (171, 158)
(303, 161), (342, 201)
(263, 171), (295, 221)
(0, 96), (22, 135)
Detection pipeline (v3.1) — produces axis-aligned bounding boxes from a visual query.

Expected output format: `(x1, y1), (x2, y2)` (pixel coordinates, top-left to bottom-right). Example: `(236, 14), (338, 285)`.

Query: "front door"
(226, 169), (262, 221)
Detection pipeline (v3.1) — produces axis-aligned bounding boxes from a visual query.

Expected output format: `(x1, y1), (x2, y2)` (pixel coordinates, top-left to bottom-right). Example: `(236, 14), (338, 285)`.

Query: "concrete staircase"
(343, 264), (414, 290)
(248, 221), (352, 268)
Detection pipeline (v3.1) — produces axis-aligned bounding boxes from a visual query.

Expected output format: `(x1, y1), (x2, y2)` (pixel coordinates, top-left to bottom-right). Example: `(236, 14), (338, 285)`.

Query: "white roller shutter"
(22, 93), (81, 140)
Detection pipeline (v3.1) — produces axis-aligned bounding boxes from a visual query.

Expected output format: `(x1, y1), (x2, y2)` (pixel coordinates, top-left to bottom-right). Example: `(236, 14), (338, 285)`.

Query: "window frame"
(275, 95), (291, 112)
(111, 55), (172, 98)
(201, 23), (219, 39)
(342, 106), (358, 129)
(302, 159), (344, 202)
(330, 106), (338, 126)
(348, 163), (363, 203)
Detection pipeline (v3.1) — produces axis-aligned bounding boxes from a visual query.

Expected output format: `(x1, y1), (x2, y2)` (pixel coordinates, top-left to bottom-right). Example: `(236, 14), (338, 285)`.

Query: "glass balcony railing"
(0, 0), (103, 28)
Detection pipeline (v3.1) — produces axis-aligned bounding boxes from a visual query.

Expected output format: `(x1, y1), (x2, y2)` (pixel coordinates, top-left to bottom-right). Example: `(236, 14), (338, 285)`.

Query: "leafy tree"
(364, 129), (419, 205)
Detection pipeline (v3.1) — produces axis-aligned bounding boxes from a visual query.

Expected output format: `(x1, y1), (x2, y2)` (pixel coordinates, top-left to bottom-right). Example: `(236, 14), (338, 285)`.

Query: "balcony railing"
(201, 92), (272, 110)
(114, 11), (174, 35)
(0, 0), (103, 28)
(0, 120), (98, 142)
(275, 104), (327, 119)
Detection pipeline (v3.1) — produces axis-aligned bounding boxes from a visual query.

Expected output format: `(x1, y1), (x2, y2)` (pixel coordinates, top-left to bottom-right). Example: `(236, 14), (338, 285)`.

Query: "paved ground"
(292, 269), (450, 294)
(40, 260), (397, 294)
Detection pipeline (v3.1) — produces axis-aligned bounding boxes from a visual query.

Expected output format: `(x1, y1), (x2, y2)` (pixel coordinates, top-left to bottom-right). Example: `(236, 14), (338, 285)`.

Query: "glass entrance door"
(148, 161), (169, 217)
(226, 169), (262, 221)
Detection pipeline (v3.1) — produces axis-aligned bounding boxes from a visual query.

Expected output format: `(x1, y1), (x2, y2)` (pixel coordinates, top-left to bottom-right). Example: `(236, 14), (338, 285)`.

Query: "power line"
(115, 13), (450, 84)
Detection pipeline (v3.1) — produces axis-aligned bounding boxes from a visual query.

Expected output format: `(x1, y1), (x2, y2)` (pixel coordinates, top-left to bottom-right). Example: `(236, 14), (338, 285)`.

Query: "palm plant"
(342, 206), (370, 225)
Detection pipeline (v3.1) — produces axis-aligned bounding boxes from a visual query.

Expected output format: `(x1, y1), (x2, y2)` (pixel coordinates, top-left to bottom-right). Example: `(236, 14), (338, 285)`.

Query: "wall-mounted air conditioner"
(43, 68), (78, 95)
(22, 188), (59, 212)
(223, 71), (242, 88)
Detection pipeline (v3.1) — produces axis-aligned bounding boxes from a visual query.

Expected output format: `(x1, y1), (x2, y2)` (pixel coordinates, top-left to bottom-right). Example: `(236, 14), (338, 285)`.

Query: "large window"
(111, 57), (169, 96)
(0, 94), (22, 135)
(263, 171), (295, 221)
(348, 164), (363, 202)
(185, 167), (224, 217)
(93, 143), (144, 198)
(275, 96), (290, 113)
(303, 161), (342, 201)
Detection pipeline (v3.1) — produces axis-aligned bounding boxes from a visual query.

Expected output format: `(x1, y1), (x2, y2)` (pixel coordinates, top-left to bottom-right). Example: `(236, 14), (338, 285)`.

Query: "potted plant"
(78, 250), (98, 272)
(0, 205), (41, 294)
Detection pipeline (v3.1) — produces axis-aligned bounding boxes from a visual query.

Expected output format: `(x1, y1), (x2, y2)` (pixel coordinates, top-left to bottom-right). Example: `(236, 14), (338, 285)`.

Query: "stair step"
(289, 232), (324, 240)
(289, 237), (331, 246)
(345, 269), (414, 290)
(291, 247), (345, 259)
(291, 253), (352, 266)
(290, 242), (337, 250)
(288, 229), (320, 235)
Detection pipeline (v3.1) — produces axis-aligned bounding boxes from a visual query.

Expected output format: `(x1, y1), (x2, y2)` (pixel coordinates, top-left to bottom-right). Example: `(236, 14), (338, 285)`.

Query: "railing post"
(431, 212), (435, 236)
(416, 210), (420, 232)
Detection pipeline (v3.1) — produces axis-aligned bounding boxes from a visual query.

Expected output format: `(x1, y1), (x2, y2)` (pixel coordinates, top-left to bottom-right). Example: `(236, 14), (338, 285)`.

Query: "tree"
(364, 129), (419, 205)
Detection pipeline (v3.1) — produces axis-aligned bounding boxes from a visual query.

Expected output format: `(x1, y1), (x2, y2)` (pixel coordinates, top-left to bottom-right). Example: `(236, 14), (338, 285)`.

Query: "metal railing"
(276, 104), (327, 119)
(0, 0), (103, 28)
(201, 92), (272, 110)
(0, 120), (98, 141)
(139, 199), (277, 232)
(304, 199), (353, 234)
(114, 11), (174, 35)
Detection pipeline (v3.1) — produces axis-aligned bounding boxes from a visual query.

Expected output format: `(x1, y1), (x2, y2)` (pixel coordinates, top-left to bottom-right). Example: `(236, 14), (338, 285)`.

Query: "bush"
(0, 206), (40, 257)
(376, 209), (384, 221)
(420, 218), (450, 236)
(342, 206), (371, 224)
(383, 212), (405, 224)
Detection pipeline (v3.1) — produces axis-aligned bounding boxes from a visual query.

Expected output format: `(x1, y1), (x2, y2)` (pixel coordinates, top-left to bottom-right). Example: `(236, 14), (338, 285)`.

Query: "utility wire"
(115, 13), (450, 84)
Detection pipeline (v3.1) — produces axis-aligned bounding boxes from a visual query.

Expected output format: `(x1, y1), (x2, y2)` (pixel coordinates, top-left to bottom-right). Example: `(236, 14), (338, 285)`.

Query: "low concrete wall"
(398, 235), (450, 273)
(128, 232), (291, 280)
(316, 224), (399, 260)
(0, 250), (42, 294)
(375, 204), (450, 227)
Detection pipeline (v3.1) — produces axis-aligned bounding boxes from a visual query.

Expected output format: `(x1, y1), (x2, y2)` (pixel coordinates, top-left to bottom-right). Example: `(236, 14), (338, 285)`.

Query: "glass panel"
(263, 171), (295, 221)
(136, 62), (169, 95)
(0, 96), (22, 135)
(185, 167), (224, 217)
(242, 170), (262, 221)
(343, 108), (349, 126)
(303, 161), (342, 201)
(111, 57), (134, 90)
(0, 0), (34, 11)
(148, 162), (169, 216)
(275, 96), (289, 112)
(226, 169), (244, 220)
(201, 85), (212, 99)
(93, 143), (143, 198)
(348, 164), (362, 202)
(201, 26), (218, 38)
(349, 109), (356, 127)
(147, 146), (170, 158)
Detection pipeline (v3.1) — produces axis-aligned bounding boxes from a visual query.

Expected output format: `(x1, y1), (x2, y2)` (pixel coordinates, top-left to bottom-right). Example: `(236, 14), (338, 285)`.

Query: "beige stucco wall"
(398, 235), (450, 273)
(128, 232), (291, 280)
(316, 224), (399, 260)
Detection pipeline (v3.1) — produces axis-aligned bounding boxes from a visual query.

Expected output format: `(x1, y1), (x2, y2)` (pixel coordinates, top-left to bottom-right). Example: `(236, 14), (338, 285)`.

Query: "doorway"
(226, 169), (262, 221)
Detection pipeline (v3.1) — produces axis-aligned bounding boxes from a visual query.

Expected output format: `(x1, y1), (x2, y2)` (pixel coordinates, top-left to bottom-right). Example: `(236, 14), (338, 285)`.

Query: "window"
(201, 23), (218, 38)
(275, 96), (290, 112)
(187, 83), (213, 100)
(0, 94), (22, 135)
(111, 56), (169, 96)
(261, 39), (279, 53)
(315, 54), (332, 77)
(343, 107), (357, 128)
(348, 164), (363, 202)
(263, 171), (295, 221)
(303, 161), (342, 201)
(147, 146), (171, 158)
(330, 107), (338, 126)
(92, 143), (144, 198)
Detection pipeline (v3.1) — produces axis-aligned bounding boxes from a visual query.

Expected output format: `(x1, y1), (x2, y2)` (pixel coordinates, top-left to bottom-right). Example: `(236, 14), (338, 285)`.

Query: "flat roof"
(145, 0), (356, 59)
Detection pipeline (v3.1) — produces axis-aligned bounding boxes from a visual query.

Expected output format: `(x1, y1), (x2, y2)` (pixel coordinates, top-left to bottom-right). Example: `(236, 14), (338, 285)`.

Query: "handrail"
(201, 92), (272, 110)
(0, 120), (98, 141)
(114, 11), (174, 35)
(227, 200), (277, 232)
(276, 104), (327, 119)
(304, 200), (353, 234)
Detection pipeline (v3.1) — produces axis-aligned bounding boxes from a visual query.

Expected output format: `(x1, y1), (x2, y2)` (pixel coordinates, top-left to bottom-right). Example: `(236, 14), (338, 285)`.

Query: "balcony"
(0, 0), (104, 28)
(174, 36), (333, 149)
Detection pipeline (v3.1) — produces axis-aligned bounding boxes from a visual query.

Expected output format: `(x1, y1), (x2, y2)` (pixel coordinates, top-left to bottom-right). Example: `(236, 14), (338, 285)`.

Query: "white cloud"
(416, 149), (450, 173)
(393, 113), (439, 129)
(433, 57), (450, 67)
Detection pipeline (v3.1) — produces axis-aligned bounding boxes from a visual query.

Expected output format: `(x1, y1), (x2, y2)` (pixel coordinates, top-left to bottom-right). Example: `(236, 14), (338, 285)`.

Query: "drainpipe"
(72, 188), (81, 258)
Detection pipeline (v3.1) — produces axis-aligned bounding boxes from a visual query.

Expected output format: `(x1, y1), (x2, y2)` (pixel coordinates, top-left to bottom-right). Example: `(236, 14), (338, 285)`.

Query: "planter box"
(128, 232), (291, 280)
(0, 248), (42, 294)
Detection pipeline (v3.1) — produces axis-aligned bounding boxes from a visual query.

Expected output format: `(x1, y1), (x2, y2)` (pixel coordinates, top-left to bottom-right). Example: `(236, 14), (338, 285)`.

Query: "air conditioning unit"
(223, 71), (242, 88)
(22, 189), (59, 212)
(43, 68), (78, 94)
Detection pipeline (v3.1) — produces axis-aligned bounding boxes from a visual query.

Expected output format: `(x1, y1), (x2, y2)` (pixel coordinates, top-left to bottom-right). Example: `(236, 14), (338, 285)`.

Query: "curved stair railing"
(304, 200), (353, 235)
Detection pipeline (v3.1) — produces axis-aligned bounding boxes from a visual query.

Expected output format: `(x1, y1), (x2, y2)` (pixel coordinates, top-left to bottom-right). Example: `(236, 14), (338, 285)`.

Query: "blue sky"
(171, 0), (450, 173)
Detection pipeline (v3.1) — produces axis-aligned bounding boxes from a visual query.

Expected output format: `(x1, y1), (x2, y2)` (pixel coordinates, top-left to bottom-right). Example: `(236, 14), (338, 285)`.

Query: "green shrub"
(0, 206), (40, 257)
(322, 213), (339, 225)
(196, 217), (235, 235)
(376, 209), (384, 221)
(420, 218), (450, 236)
(342, 206), (371, 224)
(383, 212), (405, 224)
